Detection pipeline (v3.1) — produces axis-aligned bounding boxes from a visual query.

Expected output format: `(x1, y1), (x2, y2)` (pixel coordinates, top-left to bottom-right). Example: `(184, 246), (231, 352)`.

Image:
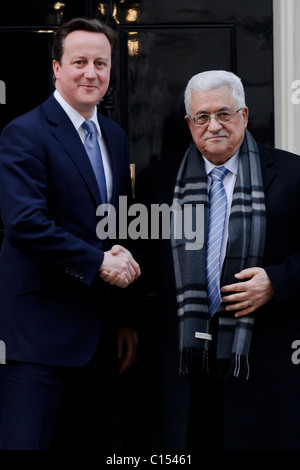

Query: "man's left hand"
(117, 328), (138, 373)
(221, 267), (274, 317)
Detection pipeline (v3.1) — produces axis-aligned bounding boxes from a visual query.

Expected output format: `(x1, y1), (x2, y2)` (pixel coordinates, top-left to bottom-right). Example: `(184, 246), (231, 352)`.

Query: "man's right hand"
(98, 245), (140, 288)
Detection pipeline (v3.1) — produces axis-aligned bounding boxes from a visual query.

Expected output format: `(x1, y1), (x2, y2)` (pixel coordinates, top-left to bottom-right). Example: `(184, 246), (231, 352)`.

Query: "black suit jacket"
(135, 140), (300, 450)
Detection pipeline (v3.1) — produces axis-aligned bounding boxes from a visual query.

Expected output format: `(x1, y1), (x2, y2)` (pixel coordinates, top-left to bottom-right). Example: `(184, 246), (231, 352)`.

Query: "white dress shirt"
(53, 90), (113, 202)
(203, 151), (239, 268)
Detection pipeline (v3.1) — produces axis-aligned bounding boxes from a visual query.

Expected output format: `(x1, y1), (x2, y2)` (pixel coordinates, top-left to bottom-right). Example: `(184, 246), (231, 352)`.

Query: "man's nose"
(207, 115), (222, 132)
(84, 63), (97, 78)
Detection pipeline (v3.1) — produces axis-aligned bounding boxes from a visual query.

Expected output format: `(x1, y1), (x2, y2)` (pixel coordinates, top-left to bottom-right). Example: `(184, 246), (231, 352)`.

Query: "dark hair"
(52, 17), (117, 63)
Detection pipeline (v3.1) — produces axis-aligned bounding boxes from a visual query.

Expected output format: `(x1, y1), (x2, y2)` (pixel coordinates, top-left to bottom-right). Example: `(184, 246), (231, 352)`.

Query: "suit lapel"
(99, 119), (119, 207)
(43, 95), (102, 206)
(99, 117), (131, 208)
(257, 143), (276, 193)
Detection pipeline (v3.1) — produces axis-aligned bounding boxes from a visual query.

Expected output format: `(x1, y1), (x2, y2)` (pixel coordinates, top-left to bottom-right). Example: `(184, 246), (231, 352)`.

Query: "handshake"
(98, 245), (141, 288)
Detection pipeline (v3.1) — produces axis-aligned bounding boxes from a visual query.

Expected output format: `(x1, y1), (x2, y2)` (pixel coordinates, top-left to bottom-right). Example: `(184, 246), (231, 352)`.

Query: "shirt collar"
(203, 150), (240, 176)
(53, 90), (102, 137)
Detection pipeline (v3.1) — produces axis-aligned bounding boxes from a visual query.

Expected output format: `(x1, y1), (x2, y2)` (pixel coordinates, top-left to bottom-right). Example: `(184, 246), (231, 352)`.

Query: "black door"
(0, 0), (273, 233)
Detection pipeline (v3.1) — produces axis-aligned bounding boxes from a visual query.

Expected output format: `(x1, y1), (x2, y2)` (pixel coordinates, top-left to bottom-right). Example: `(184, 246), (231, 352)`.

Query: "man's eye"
(96, 61), (108, 67)
(196, 115), (209, 123)
(216, 112), (232, 120)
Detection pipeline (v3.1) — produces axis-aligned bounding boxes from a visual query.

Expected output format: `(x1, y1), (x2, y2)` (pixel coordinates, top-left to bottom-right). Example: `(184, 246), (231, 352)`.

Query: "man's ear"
(184, 115), (192, 128)
(52, 60), (60, 80)
(242, 107), (249, 128)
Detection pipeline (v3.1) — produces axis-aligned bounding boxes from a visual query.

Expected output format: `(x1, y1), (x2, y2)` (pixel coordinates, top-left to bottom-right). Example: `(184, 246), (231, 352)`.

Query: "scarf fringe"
(180, 349), (250, 380)
(179, 347), (209, 375)
(216, 354), (250, 381)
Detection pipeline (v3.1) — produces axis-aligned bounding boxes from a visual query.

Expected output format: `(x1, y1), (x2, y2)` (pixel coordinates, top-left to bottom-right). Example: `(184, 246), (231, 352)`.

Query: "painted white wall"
(273, 0), (300, 154)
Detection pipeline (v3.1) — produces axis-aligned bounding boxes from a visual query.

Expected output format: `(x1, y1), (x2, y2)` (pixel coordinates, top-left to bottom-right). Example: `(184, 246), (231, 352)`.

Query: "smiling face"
(53, 30), (112, 119)
(184, 86), (248, 165)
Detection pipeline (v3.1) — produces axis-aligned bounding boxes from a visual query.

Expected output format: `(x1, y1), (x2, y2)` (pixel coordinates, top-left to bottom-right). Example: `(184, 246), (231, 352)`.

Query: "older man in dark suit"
(0, 18), (140, 449)
(136, 70), (300, 451)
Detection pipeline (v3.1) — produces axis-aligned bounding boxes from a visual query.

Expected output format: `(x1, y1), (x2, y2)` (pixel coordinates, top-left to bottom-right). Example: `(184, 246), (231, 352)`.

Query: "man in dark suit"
(0, 18), (140, 450)
(136, 70), (300, 451)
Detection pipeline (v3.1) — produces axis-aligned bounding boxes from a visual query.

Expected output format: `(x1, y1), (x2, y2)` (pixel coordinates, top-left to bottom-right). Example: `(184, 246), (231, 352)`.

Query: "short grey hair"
(184, 70), (246, 115)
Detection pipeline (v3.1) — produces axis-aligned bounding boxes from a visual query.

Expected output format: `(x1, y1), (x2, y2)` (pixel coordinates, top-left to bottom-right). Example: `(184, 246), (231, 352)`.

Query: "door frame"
(273, 0), (300, 155)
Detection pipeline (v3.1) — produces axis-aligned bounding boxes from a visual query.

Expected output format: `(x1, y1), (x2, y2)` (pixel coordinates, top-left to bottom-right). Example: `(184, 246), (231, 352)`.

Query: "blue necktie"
(82, 120), (107, 204)
(206, 166), (228, 316)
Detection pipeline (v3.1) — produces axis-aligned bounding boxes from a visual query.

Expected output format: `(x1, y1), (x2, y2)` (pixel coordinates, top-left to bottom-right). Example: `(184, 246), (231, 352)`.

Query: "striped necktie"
(206, 166), (228, 316)
(82, 120), (107, 204)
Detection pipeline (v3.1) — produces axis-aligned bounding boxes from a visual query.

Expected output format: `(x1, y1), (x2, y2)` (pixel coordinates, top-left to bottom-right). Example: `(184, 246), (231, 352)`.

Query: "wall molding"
(273, 0), (300, 154)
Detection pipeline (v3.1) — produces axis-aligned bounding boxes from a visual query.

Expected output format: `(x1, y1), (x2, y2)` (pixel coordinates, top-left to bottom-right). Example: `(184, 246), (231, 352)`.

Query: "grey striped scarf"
(171, 130), (266, 380)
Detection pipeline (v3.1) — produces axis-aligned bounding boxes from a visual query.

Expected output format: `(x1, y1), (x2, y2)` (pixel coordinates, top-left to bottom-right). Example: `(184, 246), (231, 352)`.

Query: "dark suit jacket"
(0, 94), (132, 367)
(135, 139), (300, 450)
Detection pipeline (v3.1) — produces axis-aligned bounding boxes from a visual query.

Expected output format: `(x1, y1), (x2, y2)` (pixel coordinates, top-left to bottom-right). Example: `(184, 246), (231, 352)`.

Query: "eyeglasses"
(189, 108), (244, 127)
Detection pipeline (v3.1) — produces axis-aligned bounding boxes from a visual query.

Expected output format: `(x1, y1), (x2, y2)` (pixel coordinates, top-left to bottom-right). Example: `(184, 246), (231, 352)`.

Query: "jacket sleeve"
(264, 254), (300, 313)
(0, 118), (104, 287)
(261, 147), (300, 314)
